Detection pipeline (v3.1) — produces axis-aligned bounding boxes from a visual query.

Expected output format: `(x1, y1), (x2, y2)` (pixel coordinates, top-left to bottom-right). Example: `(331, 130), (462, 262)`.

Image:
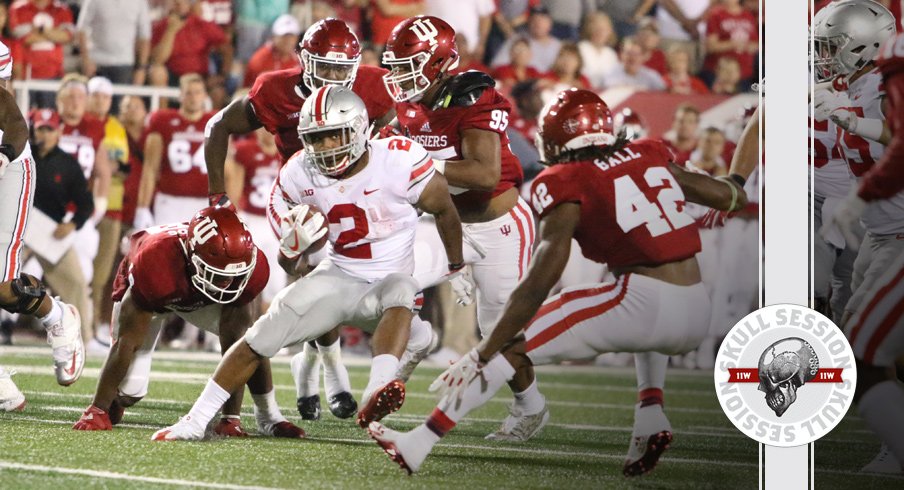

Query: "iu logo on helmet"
(410, 18), (439, 47)
(190, 217), (219, 248)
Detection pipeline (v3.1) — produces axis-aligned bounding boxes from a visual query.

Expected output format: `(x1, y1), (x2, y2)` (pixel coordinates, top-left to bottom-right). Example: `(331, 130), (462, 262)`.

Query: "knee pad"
(1, 273), (46, 314)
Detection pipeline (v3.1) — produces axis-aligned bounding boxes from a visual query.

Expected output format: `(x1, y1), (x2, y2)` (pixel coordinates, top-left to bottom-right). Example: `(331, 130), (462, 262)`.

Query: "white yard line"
(0, 461), (288, 489)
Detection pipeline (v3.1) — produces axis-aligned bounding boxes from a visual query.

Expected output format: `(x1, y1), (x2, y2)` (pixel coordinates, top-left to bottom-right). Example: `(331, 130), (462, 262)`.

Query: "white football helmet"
(298, 85), (370, 176)
(812, 0), (896, 82)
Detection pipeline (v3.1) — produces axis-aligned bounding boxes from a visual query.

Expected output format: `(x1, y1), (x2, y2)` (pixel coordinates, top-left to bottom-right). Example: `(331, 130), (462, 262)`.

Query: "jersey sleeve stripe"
(409, 157), (433, 182)
(408, 166), (435, 190)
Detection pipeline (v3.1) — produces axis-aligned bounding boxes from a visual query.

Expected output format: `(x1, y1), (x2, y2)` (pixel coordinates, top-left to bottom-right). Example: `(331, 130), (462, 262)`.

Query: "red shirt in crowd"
(542, 71), (592, 90)
(493, 64), (542, 86)
(8, 0), (74, 79)
(151, 14), (226, 77)
(644, 49), (668, 77)
(664, 74), (710, 95)
(370, 0), (421, 45)
(243, 43), (298, 88)
(146, 108), (216, 197)
(703, 6), (758, 80)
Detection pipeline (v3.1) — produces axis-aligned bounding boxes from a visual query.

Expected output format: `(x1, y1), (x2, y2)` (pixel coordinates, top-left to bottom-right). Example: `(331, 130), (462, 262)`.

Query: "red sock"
(639, 388), (664, 407)
(425, 408), (456, 438)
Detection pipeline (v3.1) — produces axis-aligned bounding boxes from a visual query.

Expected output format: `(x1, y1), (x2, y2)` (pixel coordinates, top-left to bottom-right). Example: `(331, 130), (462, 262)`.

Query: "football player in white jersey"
(813, 1), (904, 327)
(152, 86), (464, 440)
(0, 41), (85, 411)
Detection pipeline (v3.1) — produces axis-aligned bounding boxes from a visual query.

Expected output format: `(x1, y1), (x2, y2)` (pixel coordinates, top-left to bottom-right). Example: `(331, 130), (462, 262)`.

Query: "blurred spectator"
(292, 1), (364, 38)
(243, 14), (301, 88)
(710, 57), (741, 95)
(86, 75), (128, 350)
(492, 36), (541, 87)
(367, 0), (425, 49)
(360, 45), (380, 67)
(689, 126), (728, 176)
(451, 33), (491, 74)
(1, 2), (23, 80)
(598, 0), (655, 39)
(77, 0), (151, 85)
(655, 0), (709, 70)
(613, 107), (648, 140)
(542, 43), (590, 90)
(509, 79), (542, 141)
(487, 0), (537, 61)
(25, 108), (94, 345)
(118, 95), (148, 229)
(425, 0), (495, 62)
(662, 103), (700, 165)
(235, 0), (290, 63)
(8, 0), (74, 81)
(601, 37), (665, 92)
(492, 6), (560, 72)
(702, 0), (758, 87)
(541, 0), (591, 41)
(150, 0), (230, 87)
(664, 45), (708, 95)
(636, 18), (667, 77)
(577, 12), (618, 90)
(207, 68), (230, 109)
(198, 0), (235, 27)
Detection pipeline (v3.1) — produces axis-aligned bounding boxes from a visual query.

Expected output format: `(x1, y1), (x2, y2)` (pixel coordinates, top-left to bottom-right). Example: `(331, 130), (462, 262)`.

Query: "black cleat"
(297, 395), (321, 420)
(328, 391), (358, 419)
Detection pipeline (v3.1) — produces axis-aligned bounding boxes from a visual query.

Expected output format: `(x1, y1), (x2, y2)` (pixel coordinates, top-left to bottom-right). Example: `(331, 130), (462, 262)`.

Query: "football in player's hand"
(302, 204), (329, 254)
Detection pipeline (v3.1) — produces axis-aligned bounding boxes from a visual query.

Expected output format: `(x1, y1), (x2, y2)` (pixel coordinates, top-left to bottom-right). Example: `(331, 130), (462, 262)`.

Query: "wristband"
(448, 262), (464, 272)
(851, 117), (884, 142)
(0, 144), (18, 161)
(717, 176), (740, 212)
(728, 173), (746, 188)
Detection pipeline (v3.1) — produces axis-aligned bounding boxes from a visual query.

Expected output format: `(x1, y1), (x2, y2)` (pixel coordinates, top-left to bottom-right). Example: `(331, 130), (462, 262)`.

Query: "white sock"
(186, 379), (231, 429)
(291, 344), (321, 398)
(317, 339), (352, 398)
(635, 352), (668, 391)
(406, 316), (433, 353)
(39, 298), (63, 328)
(435, 354), (515, 426)
(252, 389), (287, 425)
(511, 379), (545, 415)
(364, 354), (399, 399)
(859, 381), (904, 468)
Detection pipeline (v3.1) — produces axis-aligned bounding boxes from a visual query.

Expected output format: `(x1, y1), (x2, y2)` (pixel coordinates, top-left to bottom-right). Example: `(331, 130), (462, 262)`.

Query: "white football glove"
(829, 109), (857, 133)
(813, 88), (851, 122)
(279, 204), (328, 260)
(133, 207), (155, 231)
(0, 152), (9, 179)
(428, 349), (484, 403)
(448, 265), (475, 306)
(820, 188), (867, 251)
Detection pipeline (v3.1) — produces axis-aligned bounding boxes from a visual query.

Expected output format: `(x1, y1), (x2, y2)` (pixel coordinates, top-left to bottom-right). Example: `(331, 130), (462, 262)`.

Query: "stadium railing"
(12, 79), (180, 112)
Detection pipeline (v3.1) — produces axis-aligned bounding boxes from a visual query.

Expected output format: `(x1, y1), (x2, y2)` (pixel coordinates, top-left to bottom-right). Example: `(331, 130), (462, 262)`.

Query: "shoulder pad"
(433, 71), (496, 110)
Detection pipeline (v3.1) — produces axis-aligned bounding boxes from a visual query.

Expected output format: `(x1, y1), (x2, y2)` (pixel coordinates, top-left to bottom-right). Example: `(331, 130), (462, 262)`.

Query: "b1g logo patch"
(714, 304), (856, 447)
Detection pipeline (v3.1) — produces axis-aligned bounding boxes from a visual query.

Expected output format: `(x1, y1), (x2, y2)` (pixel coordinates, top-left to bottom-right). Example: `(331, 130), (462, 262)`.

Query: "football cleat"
(47, 303), (85, 386)
(328, 391), (358, 419)
(109, 399), (125, 425)
(397, 328), (439, 382)
(214, 417), (249, 437)
(259, 420), (307, 438)
(860, 445), (903, 474)
(0, 367), (26, 412)
(485, 399), (549, 442)
(297, 394), (321, 420)
(72, 405), (113, 431)
(368, 422), (426, 474)
(623, 403), (673, 477)
(151, 416), (206, 441)
(357, 379), (406, 428)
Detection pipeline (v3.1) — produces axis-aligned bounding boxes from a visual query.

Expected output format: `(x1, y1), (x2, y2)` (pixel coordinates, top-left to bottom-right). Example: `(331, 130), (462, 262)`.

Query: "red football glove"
(208, 193), (237, 212)
(72, 405), (113, 431)
(377, 125), (403, 139)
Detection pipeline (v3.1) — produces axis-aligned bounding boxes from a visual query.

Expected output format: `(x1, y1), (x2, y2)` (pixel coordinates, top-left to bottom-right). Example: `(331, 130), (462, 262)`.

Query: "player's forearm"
(137, 140), (161, 207)
(442, 159), (500, 192)
(92, 294), (153, 409)
(219, 305), (252, 416)
(727, 105), (760, 181)
(433, 203), (464, 266)
(0, 89), (28, 156)
(205, 99), (260, 195)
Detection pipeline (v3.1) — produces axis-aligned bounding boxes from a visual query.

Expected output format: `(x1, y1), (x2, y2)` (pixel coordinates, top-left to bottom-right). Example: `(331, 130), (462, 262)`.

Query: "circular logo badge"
(713, 304), (857, 447)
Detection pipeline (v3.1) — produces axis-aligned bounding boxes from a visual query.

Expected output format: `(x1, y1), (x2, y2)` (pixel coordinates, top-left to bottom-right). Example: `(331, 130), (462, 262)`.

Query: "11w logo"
(190, 217), (219, 247)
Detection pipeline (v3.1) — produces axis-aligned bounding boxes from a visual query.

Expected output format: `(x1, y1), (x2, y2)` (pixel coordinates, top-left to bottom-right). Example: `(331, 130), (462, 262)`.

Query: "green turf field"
(0, 346), (899, 489)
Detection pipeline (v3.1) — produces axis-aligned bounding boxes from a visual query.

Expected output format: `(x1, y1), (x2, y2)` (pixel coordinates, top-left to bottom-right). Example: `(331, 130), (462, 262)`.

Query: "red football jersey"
(396, 84), (524, 215)
(702, 6), (759, 80)
(8, 0), (74, 79)
(111, 223), (268, 313)
(147, 109), (215, 197)
(528, 139), (701, 268)
(59, 115), (105, 180)
(247, 65), (395, 161)
(233, 138), (281, 216)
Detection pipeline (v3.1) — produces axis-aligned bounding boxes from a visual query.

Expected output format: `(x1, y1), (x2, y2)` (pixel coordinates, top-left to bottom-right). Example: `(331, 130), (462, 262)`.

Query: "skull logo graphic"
(757, 337), (819, 417)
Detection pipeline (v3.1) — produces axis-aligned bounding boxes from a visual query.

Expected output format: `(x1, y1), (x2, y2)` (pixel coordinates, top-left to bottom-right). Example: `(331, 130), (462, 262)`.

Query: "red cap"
(29, 108), (61, 130)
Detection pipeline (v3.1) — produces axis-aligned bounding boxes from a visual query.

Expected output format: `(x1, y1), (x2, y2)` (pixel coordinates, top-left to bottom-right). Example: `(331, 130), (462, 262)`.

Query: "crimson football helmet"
(187, 206), (257, 304)
(298, 18), (361, 93)
(613, 107), (648, 141)
(382, 16), (460, 102)
(535, 88), (616, 163)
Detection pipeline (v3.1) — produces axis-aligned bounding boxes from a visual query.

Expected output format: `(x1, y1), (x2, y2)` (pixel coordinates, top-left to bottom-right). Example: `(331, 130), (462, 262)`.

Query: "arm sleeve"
(406, 141), (436, 204)
(57, 6), (75, 32)
(859, 71), (904, 201)
(137, 0), (151, 40)
(529, 169), (582, 219)
(9, 8), (32, 38)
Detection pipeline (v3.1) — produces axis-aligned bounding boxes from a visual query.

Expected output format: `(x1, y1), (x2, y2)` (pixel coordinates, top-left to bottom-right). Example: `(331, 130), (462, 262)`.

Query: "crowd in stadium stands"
(0, 0), (766, 363)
